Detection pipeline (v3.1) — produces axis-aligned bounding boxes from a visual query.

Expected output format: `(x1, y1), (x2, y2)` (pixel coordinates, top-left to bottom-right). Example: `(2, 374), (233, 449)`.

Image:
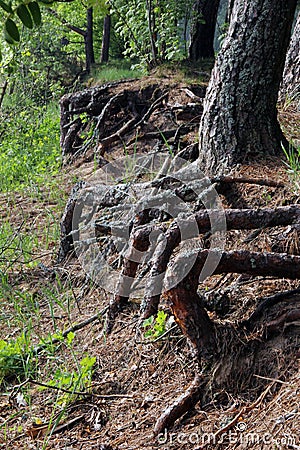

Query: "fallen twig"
(33, 306), (108, 354)
(10, 377), (134, 400)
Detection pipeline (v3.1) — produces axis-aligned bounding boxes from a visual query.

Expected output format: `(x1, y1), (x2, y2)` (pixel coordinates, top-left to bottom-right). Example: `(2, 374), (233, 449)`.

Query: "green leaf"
(142, 316), (154, 328)
(5, 18), (20, 42)
(17, 4), (34, 29)
(0, 0), (12, 14)
(4, 29), (15, 45)
(4, 30), (15, 45)
(28, 2), (41, 26)
(66, 331), (75, 345)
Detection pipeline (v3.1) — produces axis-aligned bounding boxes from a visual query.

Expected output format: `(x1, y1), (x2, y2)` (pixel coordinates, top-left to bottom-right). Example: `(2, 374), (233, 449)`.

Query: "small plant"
(0, 333), (34, 385)
(282, 143), (300, 191)
(38, 331), (96, 405)
(45, 354), (96, 405)
(142, 310), (168, 340)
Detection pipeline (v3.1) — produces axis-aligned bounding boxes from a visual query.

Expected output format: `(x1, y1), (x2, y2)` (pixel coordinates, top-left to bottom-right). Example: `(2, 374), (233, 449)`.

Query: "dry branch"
(33, 306), (108, 355)
(212, 383), (274, 442)
(130, 124), (198, 143)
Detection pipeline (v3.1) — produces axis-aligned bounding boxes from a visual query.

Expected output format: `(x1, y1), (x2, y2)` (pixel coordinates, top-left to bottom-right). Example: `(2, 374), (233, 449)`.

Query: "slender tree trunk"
(198, 0), (297, 176)
(189, 0), (221, 60)
(85, 7), (95, 73)
(0, 79), (8, 108)
(279, 10), (300, 105)
(146, 0), (158, 64)
(101, 14), (111, 63)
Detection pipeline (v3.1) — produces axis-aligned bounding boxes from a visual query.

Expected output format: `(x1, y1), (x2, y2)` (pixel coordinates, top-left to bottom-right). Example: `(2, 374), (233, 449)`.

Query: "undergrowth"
(0, 100), (61, 192)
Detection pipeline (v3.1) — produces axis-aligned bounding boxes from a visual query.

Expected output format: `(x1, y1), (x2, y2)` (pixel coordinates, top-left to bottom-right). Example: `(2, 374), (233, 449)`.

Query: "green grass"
(89, 59), (144, 85)
(0, 101), (61, 193)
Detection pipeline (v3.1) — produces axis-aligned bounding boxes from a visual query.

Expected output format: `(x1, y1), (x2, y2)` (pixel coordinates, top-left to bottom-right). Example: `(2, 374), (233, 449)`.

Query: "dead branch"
(98, 118), (137, 153)
(129, 123), (198, 143)
(212, 383), (274, 442)
(33, 306), (108, 355)
(26, 378), (133, 400)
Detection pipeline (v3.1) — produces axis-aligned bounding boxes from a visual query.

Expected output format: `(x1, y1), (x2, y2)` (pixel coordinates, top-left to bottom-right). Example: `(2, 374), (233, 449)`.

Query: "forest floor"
(0, 71), (300, 450)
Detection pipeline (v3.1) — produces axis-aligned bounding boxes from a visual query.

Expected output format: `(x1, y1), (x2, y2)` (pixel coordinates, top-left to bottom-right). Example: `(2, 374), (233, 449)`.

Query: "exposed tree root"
(154, 374), (204, 436)
(58, 151), (300, 434)
(59, 82), (204, 161)
(98, 92), (169, 154)
(243, 287), (300, 330)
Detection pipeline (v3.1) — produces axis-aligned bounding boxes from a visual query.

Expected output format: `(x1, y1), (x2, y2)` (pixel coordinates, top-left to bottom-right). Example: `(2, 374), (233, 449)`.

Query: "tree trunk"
(198, 0), (297, 176)
(101, 14), (111, 63)
(279, 10), (300, 105)
(85, 7), (95, 73)
(189, 0), (220, 60)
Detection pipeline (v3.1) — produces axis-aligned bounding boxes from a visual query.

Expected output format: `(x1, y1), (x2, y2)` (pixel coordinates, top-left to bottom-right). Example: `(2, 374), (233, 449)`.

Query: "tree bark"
(189, 0), (221, 60)
(225, 0), (235, 24)
(101, 14), (111, 63)
(279, 10), (300, 105)
(198, 0), (297, 176)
